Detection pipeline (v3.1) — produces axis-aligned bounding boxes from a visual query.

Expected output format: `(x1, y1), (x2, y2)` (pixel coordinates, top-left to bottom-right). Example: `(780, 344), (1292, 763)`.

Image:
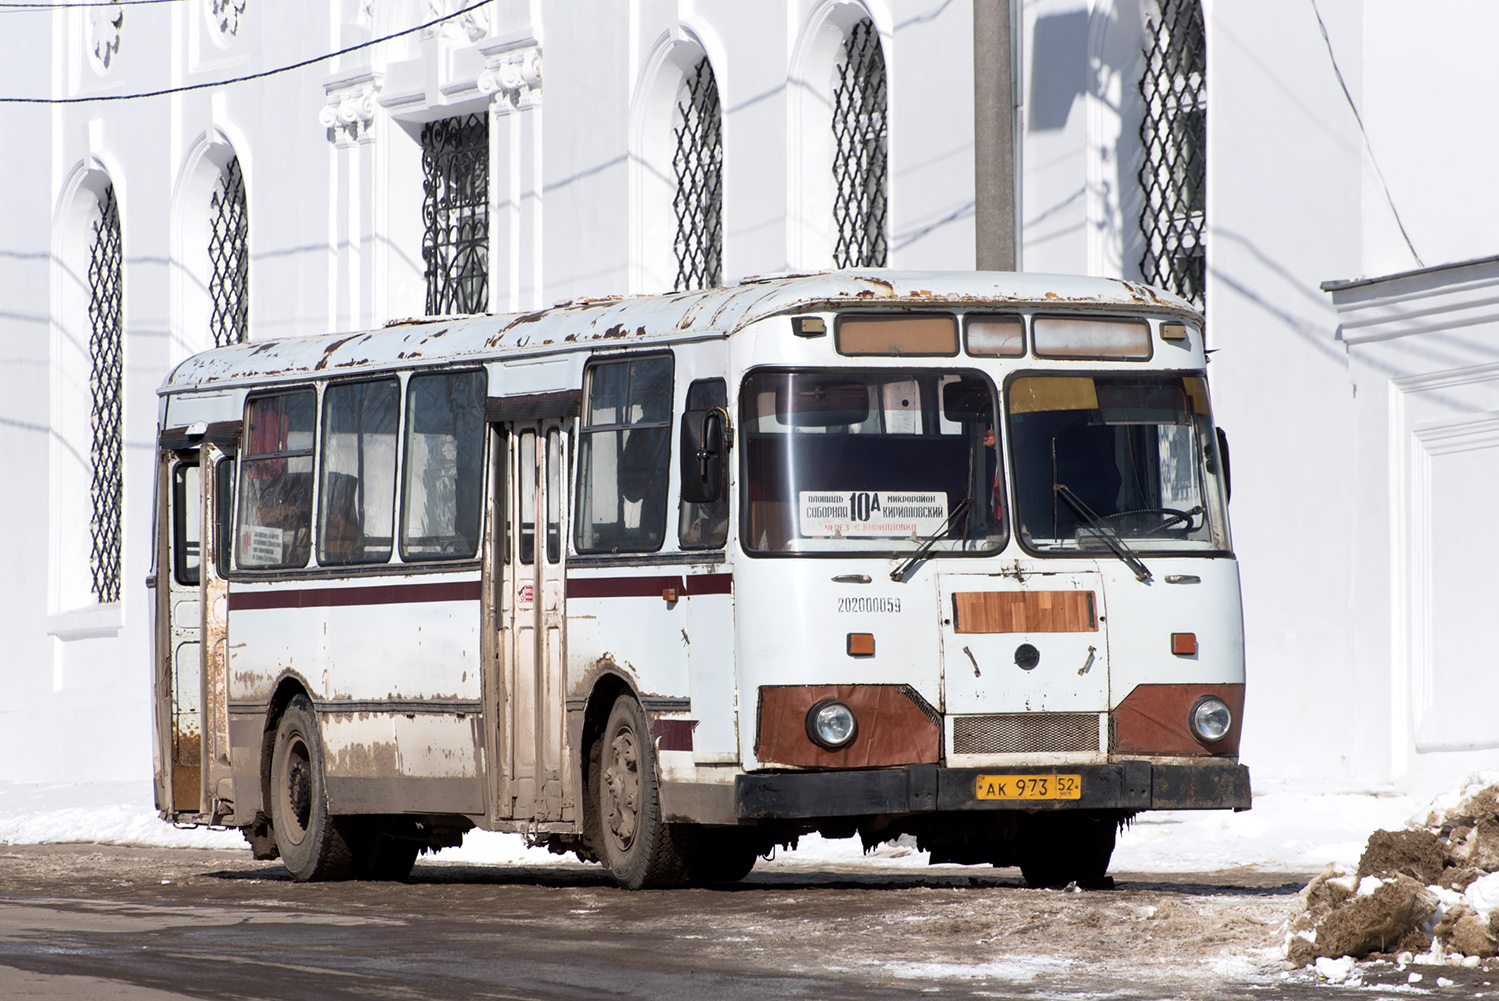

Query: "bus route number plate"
(974, 774), (1081, 800)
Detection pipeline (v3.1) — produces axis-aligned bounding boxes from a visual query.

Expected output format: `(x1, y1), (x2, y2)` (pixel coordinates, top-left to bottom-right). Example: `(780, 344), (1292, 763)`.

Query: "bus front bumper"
(731, 760), (1250, 820)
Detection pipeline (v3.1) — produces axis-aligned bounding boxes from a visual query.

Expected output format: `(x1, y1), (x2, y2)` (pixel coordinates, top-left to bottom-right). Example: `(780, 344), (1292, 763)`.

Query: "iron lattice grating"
(951, 713), (1102, 755)
(1138, 0), (1206, 309)
(208, 156), (249, 348)
(89, 185), (124, 604)
(832, 18), (888, 269)
(422, 113), (489, 316)
(672, 58), (723, 291)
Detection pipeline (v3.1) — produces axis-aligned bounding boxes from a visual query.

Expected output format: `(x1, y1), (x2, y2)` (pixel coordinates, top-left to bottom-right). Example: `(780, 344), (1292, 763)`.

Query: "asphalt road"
(1, 843), (1494, 999)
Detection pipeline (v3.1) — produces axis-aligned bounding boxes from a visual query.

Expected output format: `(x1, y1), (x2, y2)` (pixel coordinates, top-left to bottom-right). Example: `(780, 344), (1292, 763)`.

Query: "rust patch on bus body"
(952, 590), (1097, 634)
(332, 740), (400, 778)
(756, 684), (939, 768)
(171, 728), (202, 812)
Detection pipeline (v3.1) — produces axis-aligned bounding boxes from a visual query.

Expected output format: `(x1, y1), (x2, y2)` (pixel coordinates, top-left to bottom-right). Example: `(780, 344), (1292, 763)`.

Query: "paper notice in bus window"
(798, 491), (948, 538)
(241, 525), (284, 565)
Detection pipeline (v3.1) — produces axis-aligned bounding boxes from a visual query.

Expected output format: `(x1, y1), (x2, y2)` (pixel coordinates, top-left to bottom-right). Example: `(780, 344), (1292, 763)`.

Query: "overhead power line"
(0, 0), (490, 103)
(0, 1), (190, 9)
(1309, 0), (1423, 268)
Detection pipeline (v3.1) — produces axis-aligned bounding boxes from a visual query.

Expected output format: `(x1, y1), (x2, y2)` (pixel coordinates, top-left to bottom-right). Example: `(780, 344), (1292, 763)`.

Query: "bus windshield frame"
(1005, 369), (1232, 559)
(739, 366), (1008, 557)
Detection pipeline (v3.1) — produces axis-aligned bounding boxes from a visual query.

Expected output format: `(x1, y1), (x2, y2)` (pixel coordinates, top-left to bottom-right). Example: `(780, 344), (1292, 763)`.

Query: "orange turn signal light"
(847, 633), (875, 657)
(1171, 632), (1197, 656)
(662, 587), (679, 602)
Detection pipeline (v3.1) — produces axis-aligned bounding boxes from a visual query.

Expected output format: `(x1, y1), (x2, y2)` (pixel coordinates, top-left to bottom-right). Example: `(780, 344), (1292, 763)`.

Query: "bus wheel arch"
(266, 689), (359, 881)
(578, 669), (632, 863)
(579, 671), (693, 889)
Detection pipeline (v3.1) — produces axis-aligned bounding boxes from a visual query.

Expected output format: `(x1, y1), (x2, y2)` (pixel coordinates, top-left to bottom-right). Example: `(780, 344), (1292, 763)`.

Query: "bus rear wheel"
(597, 694), (692, 889)
(270, 695), (358, 882)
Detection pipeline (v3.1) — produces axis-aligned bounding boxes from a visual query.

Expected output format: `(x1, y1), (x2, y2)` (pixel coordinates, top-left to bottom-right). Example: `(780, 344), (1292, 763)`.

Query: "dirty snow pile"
(1286, 771), (1499, 971)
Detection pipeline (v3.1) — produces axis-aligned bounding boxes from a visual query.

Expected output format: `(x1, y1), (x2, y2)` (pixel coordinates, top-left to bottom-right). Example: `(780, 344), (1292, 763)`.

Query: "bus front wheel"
(270, 695), (359, 882)
(597, 694), (693, 889)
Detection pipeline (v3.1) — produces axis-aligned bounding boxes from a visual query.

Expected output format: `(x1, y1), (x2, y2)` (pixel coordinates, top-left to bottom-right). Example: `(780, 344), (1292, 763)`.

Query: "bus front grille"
(951, 713), (1102, 754)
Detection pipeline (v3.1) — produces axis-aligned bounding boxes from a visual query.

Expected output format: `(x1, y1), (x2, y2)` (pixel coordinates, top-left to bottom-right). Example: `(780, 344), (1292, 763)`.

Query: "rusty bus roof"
(160, 270), (1200, 395)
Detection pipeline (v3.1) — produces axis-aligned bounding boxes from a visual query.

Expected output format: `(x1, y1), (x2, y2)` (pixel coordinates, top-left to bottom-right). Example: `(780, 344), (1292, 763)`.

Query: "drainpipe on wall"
(974, 0), (1019, 271)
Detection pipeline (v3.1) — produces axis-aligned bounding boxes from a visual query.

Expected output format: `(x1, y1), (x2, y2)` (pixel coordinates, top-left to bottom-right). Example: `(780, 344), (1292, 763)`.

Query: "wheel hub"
(603, 728), (640, 849)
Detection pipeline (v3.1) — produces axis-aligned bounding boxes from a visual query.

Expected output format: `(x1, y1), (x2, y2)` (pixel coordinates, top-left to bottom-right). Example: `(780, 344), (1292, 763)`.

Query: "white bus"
(150, 271), (1248, 888)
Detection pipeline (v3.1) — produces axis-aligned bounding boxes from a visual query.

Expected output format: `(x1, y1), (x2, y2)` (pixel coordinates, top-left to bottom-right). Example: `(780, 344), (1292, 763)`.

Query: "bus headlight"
(1189, 696), (1232, 744)
(806, 699), (858, 749)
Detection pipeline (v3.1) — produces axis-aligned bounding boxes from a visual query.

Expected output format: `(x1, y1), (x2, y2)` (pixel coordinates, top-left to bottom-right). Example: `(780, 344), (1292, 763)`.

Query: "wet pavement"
(1, 843), (1494, 999)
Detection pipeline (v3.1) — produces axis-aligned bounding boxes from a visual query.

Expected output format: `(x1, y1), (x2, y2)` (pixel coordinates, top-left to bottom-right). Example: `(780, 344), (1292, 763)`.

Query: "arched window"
(1139, 0), (1206, 308)
(208, 156), (248, 347)
(672, 58), (723, 291)
(88, 184), (123, 603)
(422, 113), (490, 316)
(831, 18), (887, 269)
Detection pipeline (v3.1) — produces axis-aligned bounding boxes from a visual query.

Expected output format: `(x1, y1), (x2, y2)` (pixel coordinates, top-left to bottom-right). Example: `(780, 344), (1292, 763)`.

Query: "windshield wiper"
(1052, 484), (1153, 583)
(889, 497), (973, 582)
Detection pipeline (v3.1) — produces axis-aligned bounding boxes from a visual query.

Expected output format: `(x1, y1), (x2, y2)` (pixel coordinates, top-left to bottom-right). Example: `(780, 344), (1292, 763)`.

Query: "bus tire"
(270, 695), (358, 882)
(597, 694), (692, 889)
(1017, 811), (1116, 890)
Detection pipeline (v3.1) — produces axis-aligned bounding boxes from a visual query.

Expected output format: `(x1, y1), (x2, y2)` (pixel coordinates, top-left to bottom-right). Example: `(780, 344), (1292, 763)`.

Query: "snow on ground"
(0, 773), (1424, 875)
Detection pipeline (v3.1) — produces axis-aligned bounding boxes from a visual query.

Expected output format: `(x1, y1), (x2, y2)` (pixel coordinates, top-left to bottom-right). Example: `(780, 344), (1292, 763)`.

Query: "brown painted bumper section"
(733, 760), (1250, 820)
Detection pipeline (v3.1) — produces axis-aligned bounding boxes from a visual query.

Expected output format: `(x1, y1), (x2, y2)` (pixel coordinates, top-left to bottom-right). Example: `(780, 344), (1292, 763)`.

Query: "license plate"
(975, 774), (1081, 800)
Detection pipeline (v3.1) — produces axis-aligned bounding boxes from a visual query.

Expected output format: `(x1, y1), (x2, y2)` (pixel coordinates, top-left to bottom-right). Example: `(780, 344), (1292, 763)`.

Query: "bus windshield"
(1007, 374), (1230, 554)
(741, 369), (1007, 554)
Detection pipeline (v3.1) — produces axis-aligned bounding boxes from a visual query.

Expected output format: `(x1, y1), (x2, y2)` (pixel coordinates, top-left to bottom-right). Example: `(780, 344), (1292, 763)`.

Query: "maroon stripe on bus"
(228, 579), (481, 611)
(567, 575), (685, 599)
(650, 718), (698, 752)
(685, 573), (733, 595)
(566, 572), (734, 599)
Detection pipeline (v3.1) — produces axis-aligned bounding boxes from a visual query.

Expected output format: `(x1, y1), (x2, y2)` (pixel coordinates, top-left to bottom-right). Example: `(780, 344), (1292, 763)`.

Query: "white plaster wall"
(1357, 3), (1499, 278)
(1201, 1), (1367, 780)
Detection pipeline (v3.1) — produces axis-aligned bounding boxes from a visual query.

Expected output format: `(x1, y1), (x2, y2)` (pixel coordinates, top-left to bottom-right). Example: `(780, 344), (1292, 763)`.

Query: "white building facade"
(1, 0), (1495, 798)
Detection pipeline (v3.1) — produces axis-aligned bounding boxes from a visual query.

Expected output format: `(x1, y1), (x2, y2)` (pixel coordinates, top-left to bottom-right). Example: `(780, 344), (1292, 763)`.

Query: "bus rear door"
(489, 417), (571, 823)
(154, 440), (234, 819)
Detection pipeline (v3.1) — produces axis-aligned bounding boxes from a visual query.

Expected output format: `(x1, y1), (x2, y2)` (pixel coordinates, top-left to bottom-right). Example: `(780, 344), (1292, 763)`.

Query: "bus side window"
(575, 355), (673, 553)
(215, 458), (234, 579)
(318, 378), (399, 565)
(679, 378), (729, 549)
(545, 427), (562, 564)
(518, 430), (536, 565)
(237, 390), (316, 569)
(401, 370), (487, 560)
(173, 462), (201, 585)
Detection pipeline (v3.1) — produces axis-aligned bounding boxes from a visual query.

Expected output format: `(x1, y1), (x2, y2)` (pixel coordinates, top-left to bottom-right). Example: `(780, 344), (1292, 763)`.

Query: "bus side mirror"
(680, 409), (726, 504)
(1215, 427), (1231, 502)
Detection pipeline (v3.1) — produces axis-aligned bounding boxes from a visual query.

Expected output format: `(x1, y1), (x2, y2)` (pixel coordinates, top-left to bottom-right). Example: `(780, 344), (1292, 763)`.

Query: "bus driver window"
(576, 356), (674, 553)
(236, 390), (316, 569)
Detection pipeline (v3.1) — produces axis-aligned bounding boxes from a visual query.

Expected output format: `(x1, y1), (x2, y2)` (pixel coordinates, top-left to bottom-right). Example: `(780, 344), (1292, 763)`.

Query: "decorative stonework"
(424, 0), (487, 43)
(319, 80), (381, 145)
(479, 48), (542, 113)
(88, 5), (124, 73)
(208, 0), (247, 39)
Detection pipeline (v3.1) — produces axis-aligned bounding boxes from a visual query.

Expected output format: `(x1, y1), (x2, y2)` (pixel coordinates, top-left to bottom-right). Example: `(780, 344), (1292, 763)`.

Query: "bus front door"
(154, 444), (234, 820)
(491, 421), (570, 823)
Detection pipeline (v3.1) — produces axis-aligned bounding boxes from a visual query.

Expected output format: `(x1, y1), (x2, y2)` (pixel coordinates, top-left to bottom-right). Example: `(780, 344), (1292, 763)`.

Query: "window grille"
(208, 156), (248, 348)
(1138, 0), (1206, 309)
(832, 18), (888, 269)
(422, 113), (489, 315)
(673, 58), (723, 291)
(88, 185), (124, 603)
